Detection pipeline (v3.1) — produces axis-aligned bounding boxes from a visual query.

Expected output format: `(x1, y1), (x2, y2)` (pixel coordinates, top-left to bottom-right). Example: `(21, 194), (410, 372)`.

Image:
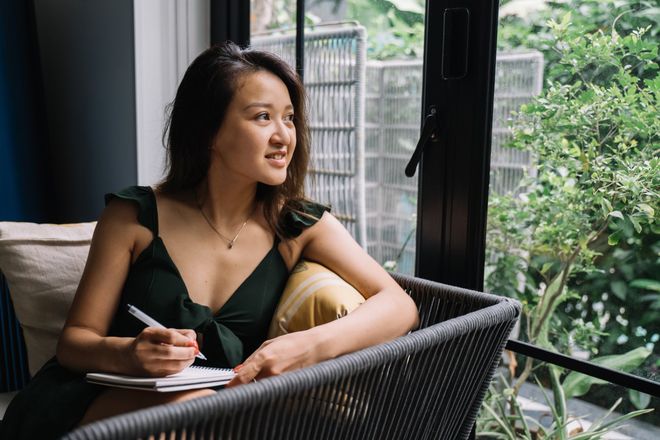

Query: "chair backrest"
(64, 274), (520, 440)
(252, 25), (367, 247)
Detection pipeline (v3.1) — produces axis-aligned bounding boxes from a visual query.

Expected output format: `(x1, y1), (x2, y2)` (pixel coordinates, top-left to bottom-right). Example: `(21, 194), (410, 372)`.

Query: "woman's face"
(211, 70), (296, 187)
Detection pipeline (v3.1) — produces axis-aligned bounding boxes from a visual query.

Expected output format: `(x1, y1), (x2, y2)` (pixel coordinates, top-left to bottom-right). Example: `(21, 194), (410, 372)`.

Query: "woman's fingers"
(226, 361), (261, 387)
(149, 342), (197, 360)
(176, 328), (199, 343)
(226, 332), (320, 387)
(131, 327), (198, 375)
(143, 327), (196, 346)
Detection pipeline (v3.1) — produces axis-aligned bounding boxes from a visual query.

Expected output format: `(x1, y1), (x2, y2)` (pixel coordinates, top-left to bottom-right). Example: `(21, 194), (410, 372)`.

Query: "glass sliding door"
(248, 0), (426, 275)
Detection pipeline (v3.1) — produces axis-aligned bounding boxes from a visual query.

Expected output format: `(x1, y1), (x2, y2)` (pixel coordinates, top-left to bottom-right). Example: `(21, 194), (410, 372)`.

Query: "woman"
(0, 42), (419, 439)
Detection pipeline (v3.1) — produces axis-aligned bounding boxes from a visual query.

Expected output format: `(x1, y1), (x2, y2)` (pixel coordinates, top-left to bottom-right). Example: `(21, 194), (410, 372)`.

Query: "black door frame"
(416, 0), (499, 291)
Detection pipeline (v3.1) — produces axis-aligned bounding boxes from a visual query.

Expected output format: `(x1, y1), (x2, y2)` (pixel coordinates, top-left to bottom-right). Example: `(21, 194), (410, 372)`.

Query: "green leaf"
(608, 230), (622, 246)
(541, 262), (554, 275)
(638, 203), (655, 217)
(630, 279), (660, 292)
(562, 347), (652, 398)
(480, 401), (517, 439)
(572, 405), (653, 439)
(611, 280), (627, 301)
(386, 0), (424, 14)
(608, 210), (624, 219)
(629, 215), (643, 234)
(600, 198), (613, 213)
(628, 389), (651, 410)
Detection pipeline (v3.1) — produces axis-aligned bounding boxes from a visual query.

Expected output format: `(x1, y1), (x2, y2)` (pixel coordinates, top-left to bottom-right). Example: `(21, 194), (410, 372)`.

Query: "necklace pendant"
(227, 242), (234, 249)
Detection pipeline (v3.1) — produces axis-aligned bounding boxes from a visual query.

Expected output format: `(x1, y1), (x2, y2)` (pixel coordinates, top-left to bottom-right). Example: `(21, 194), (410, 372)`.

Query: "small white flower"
(538, 282), (547, 296)
(383, 260), (397, 271)
(617, 334), (629, 345)
(635, 327), (647, 337)
(600, 312), (610, 329)
(651, 334), (659, 343)
(592, 302), (604, 313)
(645, 342), (654, 352)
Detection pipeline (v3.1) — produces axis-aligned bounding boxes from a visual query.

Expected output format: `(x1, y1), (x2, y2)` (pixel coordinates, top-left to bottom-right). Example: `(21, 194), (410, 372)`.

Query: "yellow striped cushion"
(268, 260), (365, 338)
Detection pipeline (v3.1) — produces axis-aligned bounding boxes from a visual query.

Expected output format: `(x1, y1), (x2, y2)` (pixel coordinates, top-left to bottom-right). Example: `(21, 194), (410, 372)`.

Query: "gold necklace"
(198, 202), (251, 250)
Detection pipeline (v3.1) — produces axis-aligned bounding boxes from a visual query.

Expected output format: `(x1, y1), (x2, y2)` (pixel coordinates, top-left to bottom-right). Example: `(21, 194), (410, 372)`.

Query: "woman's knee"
(79, 388), (216, 426)
(169, 388), (216, 403)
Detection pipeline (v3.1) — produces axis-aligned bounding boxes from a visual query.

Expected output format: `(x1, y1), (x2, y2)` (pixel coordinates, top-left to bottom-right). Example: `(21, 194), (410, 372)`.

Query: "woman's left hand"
(226, 330), (323, 387)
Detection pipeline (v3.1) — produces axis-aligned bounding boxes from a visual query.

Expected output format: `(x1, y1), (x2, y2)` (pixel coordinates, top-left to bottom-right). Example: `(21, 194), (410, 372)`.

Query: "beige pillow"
(0, 222), (95, 376)
(268, 260), (365, 338)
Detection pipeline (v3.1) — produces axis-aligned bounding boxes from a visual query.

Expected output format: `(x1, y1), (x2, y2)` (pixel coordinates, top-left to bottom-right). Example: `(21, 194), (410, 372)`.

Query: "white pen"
(127, 304), (207, 360)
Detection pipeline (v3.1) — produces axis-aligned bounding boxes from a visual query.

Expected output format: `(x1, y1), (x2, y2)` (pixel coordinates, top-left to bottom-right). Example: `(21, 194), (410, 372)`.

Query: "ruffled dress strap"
(281, 200), (331, 238)
(104, 185), (158, 236)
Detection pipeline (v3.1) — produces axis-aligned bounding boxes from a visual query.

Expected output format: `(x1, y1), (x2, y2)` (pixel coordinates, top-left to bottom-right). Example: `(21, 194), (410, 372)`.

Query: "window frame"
(215, 0), (660, 401)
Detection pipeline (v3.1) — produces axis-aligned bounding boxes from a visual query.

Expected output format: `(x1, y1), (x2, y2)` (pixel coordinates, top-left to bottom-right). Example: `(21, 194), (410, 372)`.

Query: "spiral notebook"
(86, 366), (235, 392)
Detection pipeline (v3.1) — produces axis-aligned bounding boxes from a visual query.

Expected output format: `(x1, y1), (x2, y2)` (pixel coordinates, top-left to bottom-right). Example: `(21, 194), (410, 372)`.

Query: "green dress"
(0, 186), (329, 440)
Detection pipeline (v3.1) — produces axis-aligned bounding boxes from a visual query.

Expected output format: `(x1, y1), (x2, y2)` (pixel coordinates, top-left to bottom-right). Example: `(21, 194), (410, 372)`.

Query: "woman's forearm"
(56, 326), (133, 374)
(307, 287), (419, 362)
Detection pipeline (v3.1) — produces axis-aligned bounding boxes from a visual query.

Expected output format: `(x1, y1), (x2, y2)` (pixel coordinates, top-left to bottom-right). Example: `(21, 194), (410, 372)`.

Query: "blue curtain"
(0, 0), (49, 223)
(0, 0), (46, 391)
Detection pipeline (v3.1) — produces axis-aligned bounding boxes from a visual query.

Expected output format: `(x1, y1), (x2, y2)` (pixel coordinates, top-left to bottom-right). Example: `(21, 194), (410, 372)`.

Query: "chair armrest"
(390, 271), (520, 328)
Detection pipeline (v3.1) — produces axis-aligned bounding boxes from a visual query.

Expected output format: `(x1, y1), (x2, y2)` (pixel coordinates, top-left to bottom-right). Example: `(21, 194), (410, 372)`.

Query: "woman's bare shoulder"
(96, 196), (151, 257)
(100, 196), (141, 228)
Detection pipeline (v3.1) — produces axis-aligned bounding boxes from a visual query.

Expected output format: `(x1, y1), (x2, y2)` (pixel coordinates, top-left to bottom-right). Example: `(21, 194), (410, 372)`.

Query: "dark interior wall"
(33, 0), (137, 222)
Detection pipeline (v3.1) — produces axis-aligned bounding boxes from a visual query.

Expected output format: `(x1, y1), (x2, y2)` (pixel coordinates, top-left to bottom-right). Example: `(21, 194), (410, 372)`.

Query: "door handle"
(405, 106), (440, 178)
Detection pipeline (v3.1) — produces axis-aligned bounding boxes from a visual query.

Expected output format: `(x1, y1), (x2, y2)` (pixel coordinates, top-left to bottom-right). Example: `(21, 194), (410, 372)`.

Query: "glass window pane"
(249, 0), (426, 275)
(251, 0), (297, 35)
(484, 0), (659, 409)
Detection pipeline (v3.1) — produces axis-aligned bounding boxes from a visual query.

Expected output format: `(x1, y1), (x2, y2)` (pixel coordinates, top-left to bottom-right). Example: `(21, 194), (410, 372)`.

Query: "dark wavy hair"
(158, 41), (311, 239)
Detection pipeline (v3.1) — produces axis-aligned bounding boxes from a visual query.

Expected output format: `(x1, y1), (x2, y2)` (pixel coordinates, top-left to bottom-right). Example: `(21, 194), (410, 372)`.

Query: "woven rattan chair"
(63, 273), (520, 440)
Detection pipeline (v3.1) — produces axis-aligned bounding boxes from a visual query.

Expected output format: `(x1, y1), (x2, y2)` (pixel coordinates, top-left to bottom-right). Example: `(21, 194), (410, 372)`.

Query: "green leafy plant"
(498, 0), (660, 83)
(482, 8), (658, 438)
(486, 9), (659, 385)
(478, 373), (653, 439)
(562, 347), (651, 399)
(494, 5), (660, 372)
(347, 0), (424, 59)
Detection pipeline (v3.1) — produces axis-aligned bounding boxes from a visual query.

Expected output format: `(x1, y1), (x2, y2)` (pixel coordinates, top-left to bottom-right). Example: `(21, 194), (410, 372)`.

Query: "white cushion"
(0, 222), (95, 376)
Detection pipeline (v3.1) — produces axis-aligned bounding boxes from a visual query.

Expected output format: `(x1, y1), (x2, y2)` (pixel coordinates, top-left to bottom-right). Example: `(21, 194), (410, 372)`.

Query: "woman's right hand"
(128, 328), (198, 376)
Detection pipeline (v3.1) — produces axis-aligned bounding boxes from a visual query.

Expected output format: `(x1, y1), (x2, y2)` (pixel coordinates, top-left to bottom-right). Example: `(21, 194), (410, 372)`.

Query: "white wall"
(134, 0), (210, 186)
